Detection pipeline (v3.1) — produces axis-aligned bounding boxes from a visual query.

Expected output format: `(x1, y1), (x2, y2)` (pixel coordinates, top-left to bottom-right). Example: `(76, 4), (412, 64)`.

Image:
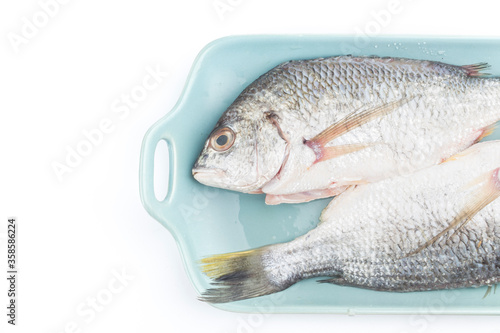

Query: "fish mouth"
(193, 167), (262, 193)
(192, 168), (226, 186)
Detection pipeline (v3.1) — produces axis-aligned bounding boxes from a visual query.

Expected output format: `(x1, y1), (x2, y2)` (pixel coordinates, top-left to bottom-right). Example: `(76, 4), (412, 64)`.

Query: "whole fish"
(192, 56), (500, 204)
(199, 141), (500, 303)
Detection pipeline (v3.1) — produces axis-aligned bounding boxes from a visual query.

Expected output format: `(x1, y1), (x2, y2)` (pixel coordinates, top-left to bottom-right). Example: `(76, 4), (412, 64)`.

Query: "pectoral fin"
(475, 122), (498, 143)
(304, 97), (412, 164)
(406, 168), (500, 257)
(441, 123), (498, 164)
(313, 143), (375, 164)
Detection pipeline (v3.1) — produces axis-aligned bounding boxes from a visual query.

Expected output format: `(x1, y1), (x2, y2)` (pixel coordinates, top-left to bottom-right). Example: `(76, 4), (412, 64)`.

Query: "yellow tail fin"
(199, 246), (286, 303)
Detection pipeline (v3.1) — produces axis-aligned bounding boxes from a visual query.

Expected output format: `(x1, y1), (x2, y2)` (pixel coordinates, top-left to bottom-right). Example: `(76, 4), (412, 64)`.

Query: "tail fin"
(199, 246), (284, 303)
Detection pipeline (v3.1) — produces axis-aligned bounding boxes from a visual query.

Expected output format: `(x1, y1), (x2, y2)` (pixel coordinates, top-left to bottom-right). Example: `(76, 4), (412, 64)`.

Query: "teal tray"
(139, 35), (500, 314)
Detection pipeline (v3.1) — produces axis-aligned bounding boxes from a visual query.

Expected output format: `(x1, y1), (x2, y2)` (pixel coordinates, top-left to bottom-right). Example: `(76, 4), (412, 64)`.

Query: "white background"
(2, 0), (500, 332)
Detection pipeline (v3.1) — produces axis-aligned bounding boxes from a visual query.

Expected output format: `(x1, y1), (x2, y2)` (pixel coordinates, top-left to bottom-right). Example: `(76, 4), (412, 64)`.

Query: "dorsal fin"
(461, 63), (491, 77)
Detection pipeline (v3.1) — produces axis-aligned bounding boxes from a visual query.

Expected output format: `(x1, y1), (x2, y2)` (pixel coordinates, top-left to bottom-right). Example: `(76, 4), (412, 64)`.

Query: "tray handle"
(139, 120), (175, 221)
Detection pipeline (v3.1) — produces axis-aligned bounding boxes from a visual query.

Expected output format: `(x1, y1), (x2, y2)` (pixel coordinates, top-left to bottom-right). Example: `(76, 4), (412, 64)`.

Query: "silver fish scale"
(283, 58), (480, 131)
(261, 143), (500, 291)
(242, 57), (496, 140)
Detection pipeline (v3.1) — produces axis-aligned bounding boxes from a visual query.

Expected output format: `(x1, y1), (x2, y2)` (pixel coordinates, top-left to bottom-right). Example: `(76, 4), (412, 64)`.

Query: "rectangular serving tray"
(139, 35), (500, 314)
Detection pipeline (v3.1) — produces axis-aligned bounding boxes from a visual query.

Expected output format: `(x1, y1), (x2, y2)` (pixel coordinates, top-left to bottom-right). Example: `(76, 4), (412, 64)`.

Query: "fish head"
(192, 103), (288, 193)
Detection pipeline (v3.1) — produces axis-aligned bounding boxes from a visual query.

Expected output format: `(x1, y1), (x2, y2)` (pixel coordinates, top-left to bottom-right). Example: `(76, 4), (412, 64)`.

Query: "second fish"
(200, 141), (500, 303)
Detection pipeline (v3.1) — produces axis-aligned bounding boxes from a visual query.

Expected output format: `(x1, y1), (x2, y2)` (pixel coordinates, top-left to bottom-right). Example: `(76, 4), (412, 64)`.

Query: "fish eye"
(210, 127), (235, 152)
